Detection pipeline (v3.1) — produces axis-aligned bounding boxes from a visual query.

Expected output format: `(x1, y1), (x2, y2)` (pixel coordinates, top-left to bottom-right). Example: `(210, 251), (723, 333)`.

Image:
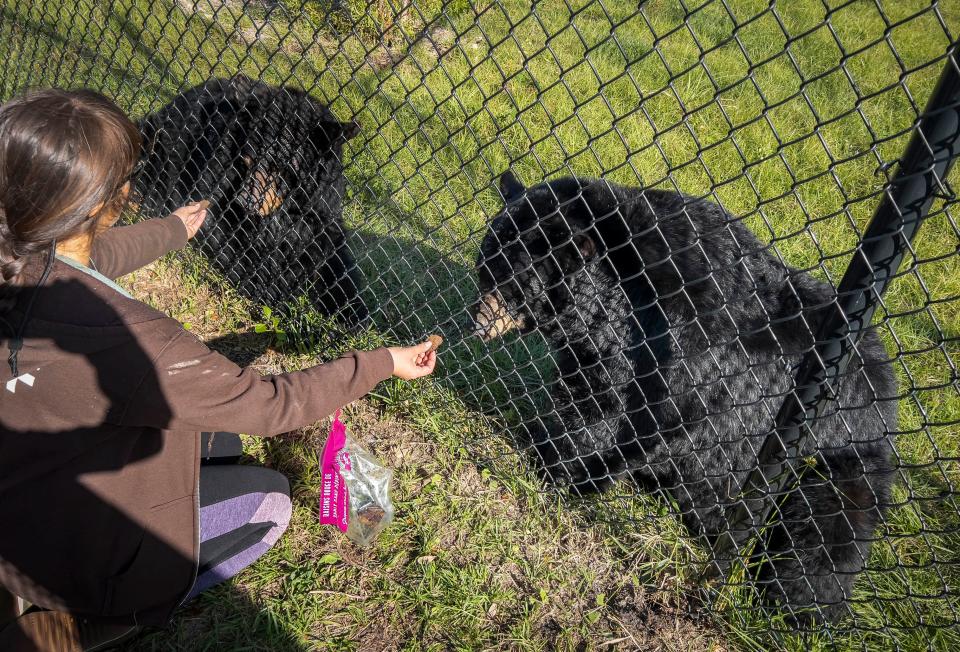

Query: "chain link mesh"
(2, 0), (958, 648)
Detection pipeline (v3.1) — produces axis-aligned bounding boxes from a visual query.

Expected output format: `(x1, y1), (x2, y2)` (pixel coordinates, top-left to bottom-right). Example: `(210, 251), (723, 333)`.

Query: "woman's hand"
(173, 201), (209, 239)
(388, 341), (437, 380)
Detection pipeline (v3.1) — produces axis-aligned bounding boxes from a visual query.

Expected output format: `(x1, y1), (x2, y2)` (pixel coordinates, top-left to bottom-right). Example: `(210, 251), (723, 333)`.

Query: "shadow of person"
(204, 330), (277, 369)
(124, 583), (307, 651)
(0, 279), (307, 650)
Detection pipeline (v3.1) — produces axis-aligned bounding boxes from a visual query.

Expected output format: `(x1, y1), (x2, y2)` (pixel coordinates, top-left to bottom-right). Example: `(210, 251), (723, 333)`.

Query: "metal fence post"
(710, 45), (960, 573)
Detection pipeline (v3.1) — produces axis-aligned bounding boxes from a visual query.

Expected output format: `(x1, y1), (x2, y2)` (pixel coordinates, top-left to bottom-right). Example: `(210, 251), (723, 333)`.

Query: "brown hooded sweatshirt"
(0, 215), (394, 625)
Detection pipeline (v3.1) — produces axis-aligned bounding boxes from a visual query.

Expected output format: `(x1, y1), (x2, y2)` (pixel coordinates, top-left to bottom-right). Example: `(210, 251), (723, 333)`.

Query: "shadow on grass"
(349, 228), (476, 341)
(199, 223), (555, 433)
(124, 584), (309, 651)
(349, 228), (556, 423)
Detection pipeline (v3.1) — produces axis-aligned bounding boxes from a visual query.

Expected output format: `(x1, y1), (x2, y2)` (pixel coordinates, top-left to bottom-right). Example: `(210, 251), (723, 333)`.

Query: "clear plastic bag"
(318, 410), (394, 546)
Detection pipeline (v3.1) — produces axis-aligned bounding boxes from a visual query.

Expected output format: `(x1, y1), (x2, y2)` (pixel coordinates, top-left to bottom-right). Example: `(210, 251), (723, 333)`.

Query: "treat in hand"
(389, 339), (437, 380)
(427, 334), (443, 351)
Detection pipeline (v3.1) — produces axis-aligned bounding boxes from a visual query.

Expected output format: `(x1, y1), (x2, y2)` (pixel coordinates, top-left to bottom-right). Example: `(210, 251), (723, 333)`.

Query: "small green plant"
(253, 306), (288, 346)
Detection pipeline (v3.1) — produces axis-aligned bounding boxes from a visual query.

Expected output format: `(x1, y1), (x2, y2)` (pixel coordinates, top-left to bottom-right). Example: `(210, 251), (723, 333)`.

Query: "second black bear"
(472, 171), (897, 623)
(133, 76), (367, 325)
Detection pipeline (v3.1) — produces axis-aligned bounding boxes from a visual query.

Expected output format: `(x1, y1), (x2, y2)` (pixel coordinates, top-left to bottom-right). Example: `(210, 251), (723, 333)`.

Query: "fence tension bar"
(706, 45), (960, 579)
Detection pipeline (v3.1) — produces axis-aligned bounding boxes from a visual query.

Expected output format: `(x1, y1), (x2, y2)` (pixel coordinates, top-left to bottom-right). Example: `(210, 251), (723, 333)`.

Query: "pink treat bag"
(319, 410), (350, 532)
(318, 410), (395, 546)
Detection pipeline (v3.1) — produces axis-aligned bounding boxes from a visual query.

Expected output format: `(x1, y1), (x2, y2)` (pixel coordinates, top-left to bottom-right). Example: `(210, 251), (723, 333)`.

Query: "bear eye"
(492, 225), (517, 246)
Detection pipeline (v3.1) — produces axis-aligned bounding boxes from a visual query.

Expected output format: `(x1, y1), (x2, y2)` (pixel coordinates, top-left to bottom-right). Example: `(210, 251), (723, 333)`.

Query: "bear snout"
(472, 292), (525, 341)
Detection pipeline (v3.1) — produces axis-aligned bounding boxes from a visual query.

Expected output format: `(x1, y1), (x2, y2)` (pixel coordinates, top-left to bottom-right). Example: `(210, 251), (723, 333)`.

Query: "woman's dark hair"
(0, 88), (141, 312)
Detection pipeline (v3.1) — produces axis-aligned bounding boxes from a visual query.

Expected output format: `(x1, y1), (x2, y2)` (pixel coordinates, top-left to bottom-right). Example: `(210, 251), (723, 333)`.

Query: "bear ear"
(574, 232), (597, 260)
(310, 120), (359, 151)
(343, 120), (362, 139)
(499, 169), (525, 202)
(550, 231), (598, 274)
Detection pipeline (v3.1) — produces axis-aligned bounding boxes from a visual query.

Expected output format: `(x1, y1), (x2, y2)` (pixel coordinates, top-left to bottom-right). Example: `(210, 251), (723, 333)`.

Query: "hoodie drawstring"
(7, 239), (56, 377)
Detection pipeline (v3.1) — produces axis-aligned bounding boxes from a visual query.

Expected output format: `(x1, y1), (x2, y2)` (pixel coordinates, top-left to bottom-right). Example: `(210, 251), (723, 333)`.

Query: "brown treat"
(195, 199), (211, 210)
(356, 503), (386, 529)
(427, 334), (443, 351)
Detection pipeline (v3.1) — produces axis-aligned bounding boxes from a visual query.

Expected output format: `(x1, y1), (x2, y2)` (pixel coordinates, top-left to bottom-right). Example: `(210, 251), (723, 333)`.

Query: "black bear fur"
(133, 75), (367, 325)
(473, 172), (898, 623)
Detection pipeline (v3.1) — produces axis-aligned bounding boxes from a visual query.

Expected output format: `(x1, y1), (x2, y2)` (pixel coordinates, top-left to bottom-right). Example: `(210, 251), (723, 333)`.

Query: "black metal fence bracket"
(709, 44), (960, 576)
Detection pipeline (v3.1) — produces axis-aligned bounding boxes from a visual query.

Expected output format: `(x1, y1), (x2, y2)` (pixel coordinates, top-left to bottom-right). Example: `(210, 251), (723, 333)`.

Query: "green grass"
(115, 258), (714, 651)
(2, 0), (959, 649)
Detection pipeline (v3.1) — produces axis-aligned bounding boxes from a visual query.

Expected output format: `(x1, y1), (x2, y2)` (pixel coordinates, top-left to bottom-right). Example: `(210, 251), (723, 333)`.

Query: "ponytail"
(0, 209), (52, 313)
(0, 88), (140, 316)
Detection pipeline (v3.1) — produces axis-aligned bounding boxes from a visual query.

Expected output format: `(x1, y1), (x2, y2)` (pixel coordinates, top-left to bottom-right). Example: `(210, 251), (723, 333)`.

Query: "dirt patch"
(123, 258), (291, 372)
(174, 0), (303, 53)
(424, 26), (456, 59)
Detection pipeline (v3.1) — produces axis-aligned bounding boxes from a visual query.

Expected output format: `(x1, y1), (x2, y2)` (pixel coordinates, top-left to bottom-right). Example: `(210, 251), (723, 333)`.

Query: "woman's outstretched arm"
(90, 203), (206, 279)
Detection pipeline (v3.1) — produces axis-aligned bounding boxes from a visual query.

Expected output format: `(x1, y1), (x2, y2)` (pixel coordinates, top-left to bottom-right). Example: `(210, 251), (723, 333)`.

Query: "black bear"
(472, 171), (898, 623)
(133, 75), (367, 325)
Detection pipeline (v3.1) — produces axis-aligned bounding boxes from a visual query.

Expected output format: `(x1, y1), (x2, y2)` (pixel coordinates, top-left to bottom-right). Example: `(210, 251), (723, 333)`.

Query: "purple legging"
(185, 433), (292, 600)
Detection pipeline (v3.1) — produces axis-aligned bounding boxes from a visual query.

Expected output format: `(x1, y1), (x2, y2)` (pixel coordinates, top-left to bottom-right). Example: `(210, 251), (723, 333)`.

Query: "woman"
(0, 89), (435, 650)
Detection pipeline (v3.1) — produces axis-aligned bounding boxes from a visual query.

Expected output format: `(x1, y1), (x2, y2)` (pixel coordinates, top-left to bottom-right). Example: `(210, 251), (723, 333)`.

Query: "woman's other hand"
(173, 201), (209, 239)
(388, 341), (437, 380)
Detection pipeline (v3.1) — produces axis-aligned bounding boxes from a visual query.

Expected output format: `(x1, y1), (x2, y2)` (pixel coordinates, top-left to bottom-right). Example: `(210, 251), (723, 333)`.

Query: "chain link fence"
(2, 0), (959, 648)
